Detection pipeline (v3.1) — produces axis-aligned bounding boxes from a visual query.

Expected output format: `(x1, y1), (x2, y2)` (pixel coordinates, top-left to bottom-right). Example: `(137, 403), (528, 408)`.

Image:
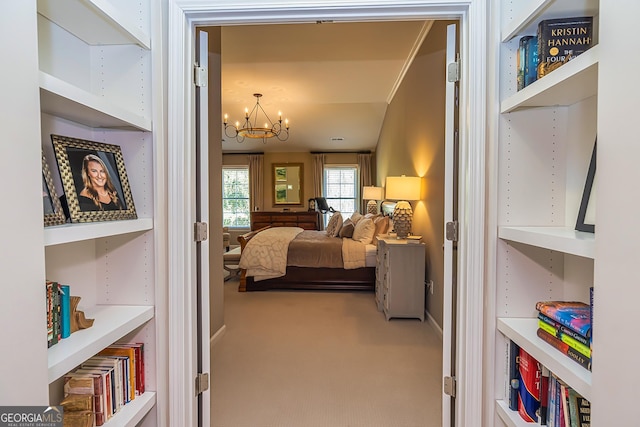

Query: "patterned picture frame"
(51, 134), (137, 223)
(42, 153), (66, 227)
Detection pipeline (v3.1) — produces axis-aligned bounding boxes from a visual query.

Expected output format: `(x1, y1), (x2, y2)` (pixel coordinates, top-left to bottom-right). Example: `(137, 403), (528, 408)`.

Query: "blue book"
(60, 284), (71, 339)
(524, 36), (538, 87)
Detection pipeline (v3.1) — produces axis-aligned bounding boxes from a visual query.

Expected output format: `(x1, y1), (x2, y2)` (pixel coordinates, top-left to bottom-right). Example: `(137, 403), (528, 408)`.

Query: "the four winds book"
(537, 16), (593, 78)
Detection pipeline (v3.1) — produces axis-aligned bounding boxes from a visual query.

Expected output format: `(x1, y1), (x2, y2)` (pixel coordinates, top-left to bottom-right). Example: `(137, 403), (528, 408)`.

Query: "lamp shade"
(385, 176), (421, 201)
(362, 186), (384, 201)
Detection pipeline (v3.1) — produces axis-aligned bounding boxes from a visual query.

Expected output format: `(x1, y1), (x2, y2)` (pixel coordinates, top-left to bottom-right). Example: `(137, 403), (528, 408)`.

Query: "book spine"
(535, 301), (591, 338)
(517, 36), (532, 91)
(524, 36), (538, 87)
(509, 340), (520, 411)
(539, 365), (549, 425)
(539, 319), (591, 358)
(517, 348), (540, 423)
(578, 395), (591, 426)
(539, 313), (590, 346)
(548, 374), (556, 427)
(536, 328), (592, 371)
(589, 287), (594, 347)
(60, 284), (71, 339)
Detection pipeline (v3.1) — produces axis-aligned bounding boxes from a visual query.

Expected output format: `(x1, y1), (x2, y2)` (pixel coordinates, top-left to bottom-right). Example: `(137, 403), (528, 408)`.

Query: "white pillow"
(325, 212), (343, 237)
(352, 218), (375, 244)
(350, 211), (364, 224)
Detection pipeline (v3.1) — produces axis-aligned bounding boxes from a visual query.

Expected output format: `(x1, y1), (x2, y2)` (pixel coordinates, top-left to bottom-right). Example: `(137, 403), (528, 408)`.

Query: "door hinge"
(194, 65), (208, 87)
(447, 55), (460, 82)
(194, 222), (208, 242)
(195, 372), (209, 395)
(444, 376), (456, 397)
(445, 221), (458, 242)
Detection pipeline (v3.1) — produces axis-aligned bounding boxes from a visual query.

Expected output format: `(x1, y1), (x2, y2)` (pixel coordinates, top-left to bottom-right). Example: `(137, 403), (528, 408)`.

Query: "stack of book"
(546, 373), (591, 427)
(516, 16), (594, 91)
(61, 343), (145, 425)
(536, 301), (592, 371)
(46, 281), (70, 348)
(507, 342), (591, 426)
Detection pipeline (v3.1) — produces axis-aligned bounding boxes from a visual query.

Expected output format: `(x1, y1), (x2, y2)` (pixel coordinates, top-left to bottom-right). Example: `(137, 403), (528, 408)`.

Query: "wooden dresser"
(251, 211), (322, 231)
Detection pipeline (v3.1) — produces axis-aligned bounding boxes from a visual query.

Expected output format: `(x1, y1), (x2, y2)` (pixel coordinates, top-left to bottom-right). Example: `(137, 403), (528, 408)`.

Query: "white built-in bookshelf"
(35, 0), (159, 425)
(495, 0), (598, 425)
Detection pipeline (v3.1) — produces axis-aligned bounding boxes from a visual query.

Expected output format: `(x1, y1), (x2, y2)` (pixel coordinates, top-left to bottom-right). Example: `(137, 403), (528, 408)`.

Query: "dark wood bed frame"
(237, 227), (376, 292)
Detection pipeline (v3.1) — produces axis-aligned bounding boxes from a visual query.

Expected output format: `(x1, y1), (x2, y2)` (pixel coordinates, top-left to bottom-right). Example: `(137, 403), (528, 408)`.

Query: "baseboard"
(210, 324), (227, 347)
(425, 310), (443, 340)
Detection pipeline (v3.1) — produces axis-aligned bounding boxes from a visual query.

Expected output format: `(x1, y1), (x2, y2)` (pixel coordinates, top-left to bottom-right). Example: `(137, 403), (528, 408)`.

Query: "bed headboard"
(380, 200), (396, 218)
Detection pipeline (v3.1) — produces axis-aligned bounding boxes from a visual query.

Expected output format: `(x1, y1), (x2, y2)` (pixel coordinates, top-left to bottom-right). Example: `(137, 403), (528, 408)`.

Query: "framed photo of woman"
(42, 153), (66, 227)
(51, 134), (137, 223)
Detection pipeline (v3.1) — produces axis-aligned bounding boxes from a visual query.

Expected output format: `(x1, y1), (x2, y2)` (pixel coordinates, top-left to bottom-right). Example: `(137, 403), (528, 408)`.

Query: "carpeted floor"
(211, 278), (443, 427)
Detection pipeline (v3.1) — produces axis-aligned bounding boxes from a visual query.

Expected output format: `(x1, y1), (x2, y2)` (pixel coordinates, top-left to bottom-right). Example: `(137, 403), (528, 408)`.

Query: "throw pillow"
(339, 218), (355, 238)
(350, 211), (363, 224)
(373, 215), (390, 238)
(325, 212), (343, 237)
(352, 218), (375, 244)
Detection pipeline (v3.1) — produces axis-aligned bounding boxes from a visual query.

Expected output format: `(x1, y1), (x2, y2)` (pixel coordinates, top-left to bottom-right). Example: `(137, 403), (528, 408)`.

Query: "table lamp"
(362, 186), (384, 214)
(385, 175), (421, 239)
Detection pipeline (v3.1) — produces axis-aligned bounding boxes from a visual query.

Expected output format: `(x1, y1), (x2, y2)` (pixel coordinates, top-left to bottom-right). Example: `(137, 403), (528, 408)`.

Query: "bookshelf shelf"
(495, 400), (530, 427)
(39, 72), (152, 131)
(37, 0), (150, 49)
(48, 305), (153, 383)
(112, 391), (156, 427)
(500, 44), (599, 113)
(498, 226), (595, 259)
(44, 218), (153, 247)
(497, 317), (592, 401)
(501, 0), (599, 42)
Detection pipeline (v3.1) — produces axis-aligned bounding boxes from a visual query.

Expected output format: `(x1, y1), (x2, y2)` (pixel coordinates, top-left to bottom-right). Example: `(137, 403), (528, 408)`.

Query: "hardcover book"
(517, 348), (541, 423)
(524, 36), (538, 87)
(536, 300), (591, 338)
(537, 16), (593, 78)
(536, 328), (592, 371)
(538, 319), (591, 358)
(508, 340), (520, 411)
(539, 312), (589, 346)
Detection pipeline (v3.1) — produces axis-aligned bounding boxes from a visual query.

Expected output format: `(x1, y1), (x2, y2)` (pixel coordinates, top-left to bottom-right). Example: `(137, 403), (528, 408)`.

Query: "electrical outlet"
(426, 280), (434, 295)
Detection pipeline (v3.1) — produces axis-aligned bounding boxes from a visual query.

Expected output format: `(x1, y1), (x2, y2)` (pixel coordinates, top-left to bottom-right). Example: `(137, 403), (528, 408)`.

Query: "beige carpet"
(211, 278), (443, 427)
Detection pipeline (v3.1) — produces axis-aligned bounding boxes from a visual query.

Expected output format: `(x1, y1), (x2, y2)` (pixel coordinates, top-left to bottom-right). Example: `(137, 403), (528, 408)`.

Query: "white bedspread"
(239, 226), (303, 281)
(342, 237), (367, 269)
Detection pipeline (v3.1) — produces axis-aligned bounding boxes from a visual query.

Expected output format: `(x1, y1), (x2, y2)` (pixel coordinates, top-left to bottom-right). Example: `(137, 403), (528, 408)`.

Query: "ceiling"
(220, 21), (430, 153)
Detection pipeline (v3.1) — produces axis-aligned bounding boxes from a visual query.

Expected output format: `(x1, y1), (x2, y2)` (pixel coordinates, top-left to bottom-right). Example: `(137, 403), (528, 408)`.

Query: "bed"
(236, 212), (389, 292)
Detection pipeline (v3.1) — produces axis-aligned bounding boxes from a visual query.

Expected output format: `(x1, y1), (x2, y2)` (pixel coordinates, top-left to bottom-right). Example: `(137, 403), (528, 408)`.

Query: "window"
(324, 165), (358, 221)
(222, 167), (250, 228)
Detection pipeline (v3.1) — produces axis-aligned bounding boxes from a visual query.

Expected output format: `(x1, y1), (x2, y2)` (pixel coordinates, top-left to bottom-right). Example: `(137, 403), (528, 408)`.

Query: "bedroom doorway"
(167, 2), (488, 426)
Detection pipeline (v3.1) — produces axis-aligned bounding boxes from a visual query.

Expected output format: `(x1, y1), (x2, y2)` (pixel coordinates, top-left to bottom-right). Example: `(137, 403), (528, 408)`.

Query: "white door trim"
(166, 2), (487, 426)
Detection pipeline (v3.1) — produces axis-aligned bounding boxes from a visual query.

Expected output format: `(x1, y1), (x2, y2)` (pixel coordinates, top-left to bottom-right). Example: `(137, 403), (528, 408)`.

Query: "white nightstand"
(375, 237), (426, 321)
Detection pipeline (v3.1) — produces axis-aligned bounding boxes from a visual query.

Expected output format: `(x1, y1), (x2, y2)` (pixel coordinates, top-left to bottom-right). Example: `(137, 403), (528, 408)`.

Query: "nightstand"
(376, 237), (426, 321)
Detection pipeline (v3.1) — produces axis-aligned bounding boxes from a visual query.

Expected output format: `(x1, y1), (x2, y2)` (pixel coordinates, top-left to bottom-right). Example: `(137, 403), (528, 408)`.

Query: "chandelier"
(223, 93), (290, 143)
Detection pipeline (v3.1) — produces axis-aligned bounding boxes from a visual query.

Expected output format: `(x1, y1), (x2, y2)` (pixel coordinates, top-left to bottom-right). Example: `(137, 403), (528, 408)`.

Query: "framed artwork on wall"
(51, 134), (137, 223)
(42, 153), (66, 227)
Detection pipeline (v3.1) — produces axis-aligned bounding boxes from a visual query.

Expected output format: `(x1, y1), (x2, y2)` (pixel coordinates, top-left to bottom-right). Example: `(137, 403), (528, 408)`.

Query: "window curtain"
(248, 154), (264, 211)
(312, 153), (326, 198)
(358, 153), (373, 213)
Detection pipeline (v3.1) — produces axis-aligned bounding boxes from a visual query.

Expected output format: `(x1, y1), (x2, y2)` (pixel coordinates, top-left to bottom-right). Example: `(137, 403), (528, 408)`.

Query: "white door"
(443, 22), (459, 427)
(195, 29), (211, 427)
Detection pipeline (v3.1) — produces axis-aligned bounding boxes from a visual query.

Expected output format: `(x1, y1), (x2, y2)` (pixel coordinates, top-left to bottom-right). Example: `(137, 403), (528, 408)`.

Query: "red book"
(517, 348), (541, 422)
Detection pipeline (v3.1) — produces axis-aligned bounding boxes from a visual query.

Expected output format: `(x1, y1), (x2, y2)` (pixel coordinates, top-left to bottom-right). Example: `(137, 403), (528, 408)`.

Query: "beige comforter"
(239, 228), (367, 281)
